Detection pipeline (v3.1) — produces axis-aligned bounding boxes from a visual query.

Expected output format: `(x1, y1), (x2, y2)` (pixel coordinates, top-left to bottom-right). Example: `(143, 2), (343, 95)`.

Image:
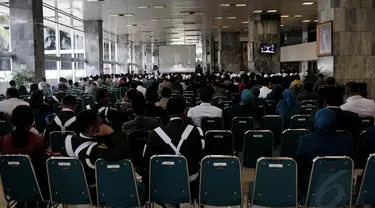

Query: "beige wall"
(281, 42), (317, 62)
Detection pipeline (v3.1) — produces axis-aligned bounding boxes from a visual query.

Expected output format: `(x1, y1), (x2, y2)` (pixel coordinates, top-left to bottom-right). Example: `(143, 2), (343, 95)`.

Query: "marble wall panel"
(220, 32), (241, 72)
(84, 20), (103, 75)
(117, 34), (129, 74)
(134, 44), (143, 73)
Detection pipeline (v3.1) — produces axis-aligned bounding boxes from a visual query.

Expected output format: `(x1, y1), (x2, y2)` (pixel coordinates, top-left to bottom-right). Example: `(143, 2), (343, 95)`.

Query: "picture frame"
(247, 41), (254, 62)
(316, 21), (333, 57)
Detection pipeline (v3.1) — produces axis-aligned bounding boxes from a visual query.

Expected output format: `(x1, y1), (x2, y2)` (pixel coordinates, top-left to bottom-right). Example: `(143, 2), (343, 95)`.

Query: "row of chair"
(1, 154), (374, 207)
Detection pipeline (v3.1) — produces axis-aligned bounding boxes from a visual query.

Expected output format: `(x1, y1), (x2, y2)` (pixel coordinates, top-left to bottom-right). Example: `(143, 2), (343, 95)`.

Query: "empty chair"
(50, 131), (75, 153)
(265, 100), (277, 115)
(47, 157), (92, 206)
(107, 90), (118, 104)
(361, 116), (374, 130)
(96, 159), (142, 207)
(183, 90), (194, 95)
(149, 155), (192, 206)
(82, 95), (95, 107)
(301, 100), (318, 107)
(127, 131), (150, 167)
(261, 115), (283, 149)
(205, 130), (234, 155)
(305, 156), (353, 207)
(219, 101), (233, 110)
(290, 115), (311, 129)
(213, 96), (227, 107)
(199, 156), (243, 207)
(249, 157), (297, 207)
(201, 117), (223, 133)
(280, 129), (310, 158)
(356, 154), (375, 205)
(231, 117), (255, 153)
(300, 105), (317, 115)
(0, 155), (45, 208)
(242, 130), (273, 168)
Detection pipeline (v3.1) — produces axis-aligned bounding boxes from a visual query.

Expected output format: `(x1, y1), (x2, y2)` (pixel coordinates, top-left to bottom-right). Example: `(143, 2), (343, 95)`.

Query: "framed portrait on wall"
(317, 21), (333, 57)
(247, 41), (254, 62)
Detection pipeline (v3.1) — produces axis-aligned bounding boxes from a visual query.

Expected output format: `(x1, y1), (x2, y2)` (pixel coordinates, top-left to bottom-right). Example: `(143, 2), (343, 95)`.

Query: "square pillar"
(84, 20), (103, 75)
(10, 0), (45, 81)
(300, 24), (309, 73)
(220, 32), (241, 73)
(117, 34), (129, 74)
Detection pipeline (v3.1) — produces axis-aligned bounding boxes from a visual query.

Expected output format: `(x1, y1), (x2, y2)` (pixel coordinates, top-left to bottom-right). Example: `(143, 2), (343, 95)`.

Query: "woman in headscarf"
(225, 89), (256, 127)
(296, 108), (354, 195)
(277, 89), (301, 129)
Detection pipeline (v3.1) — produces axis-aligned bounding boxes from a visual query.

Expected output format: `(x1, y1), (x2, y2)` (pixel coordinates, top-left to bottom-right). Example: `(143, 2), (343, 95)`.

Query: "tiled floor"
(0, 169), (255, 207)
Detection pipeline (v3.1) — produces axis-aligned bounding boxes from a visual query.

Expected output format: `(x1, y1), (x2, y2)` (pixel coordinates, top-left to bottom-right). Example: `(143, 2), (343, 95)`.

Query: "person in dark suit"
(48, 83), (67, 108)
(143, 97), (205, 203)
(29, 90), (52, 113)
(296, 82), (319, 102)
(267, 76), (284, 103)
(44, 95), (79, 145)
(145, 87), (169, 126)
(296, 108), (354, 195)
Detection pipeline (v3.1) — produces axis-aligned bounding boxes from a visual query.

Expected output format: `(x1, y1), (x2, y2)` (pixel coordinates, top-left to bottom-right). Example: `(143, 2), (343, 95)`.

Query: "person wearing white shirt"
(259, 78), (272, 99)
(38, 77), (50, 91)
(340, 82), (375, 117)
(0, 88), (30, 115)
(187, 87), (222, 127)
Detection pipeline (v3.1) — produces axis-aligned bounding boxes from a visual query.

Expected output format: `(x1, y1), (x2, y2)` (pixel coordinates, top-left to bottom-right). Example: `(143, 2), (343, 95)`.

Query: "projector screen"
(159, 45), (196, 73)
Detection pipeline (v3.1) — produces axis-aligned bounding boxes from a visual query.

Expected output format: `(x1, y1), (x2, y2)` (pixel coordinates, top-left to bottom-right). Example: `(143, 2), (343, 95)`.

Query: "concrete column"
(206, 37), (212, 73)
(300, 25), (309, 73)
(217, 32), (222, 71)
(220, 32), (241, 73)
(130, 41), (134, 73)
(10, 0), (45, 81)
(134, 43), (142, 74)
(84, 20), (103, 75)
(248, 14), (281, 73)
(117, 34), (129, 74)
(317, 0), (375, 98)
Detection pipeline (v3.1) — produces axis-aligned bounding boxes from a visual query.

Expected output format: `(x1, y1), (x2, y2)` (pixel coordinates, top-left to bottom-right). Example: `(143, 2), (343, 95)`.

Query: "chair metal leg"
(6, 201), (16, 208)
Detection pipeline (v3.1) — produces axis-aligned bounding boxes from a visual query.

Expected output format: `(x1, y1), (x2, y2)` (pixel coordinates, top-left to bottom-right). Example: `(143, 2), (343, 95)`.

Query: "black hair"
(303, 82), (314, 92)
(6, 88), (19, 98)
(295, 74), (301, 80)
(131, 95), (147, 115)
(130, 81), (138, 89)
(76, 109), (99, 133)
(42, 77), (47, 82)
(73, 82), (79, 87)
(167, 97), (186, 115)
(161, 87), (172, 98)
(242, 74), (249, 83)
(327, 77), (336, 85)
(318, 74), (324, 78)
(199, 87), (213, 103)
(58, 83), (68, 91)
(30, 90), (44, 107)
(9, 80), (16, 87)
(68, 79), (73, 85)
(146, 87), (159, 103)
(346, 81), (360, 94)
(11, 105), (34, 148)
(261, 78), (269, 87)
(30, 84), (38, 93)
(62, 95), (78, 107)
(325, 94), (344, 106)
(95, 88), (108, 102)
(252, 87), (260, 98)
(18, 85), (28, 96)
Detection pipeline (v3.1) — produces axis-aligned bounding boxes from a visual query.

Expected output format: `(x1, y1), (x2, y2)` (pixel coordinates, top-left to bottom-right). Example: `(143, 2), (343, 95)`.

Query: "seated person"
(44, 95), (79, 145)
(29, 90), (52, 113)
(156, 87), (171, 109)
(0, 88), (29, 115)
(122, 94), (161, 134)
(187, 87), (222, 127)
(296, 82), (319, 102)
(317, 77), (344, 108)
(63, 109), (131, 201)
(267, 77), (284, 104)
(289, 74), (303, 89)
(18, 85), (29, 96)
(259, 78), (272, 99)
(296, 108), (354, 195)
(143, 97), (205, 201)
(251, 87), (266, 107)
(341, 81), (375, 118)
(277, 89), (301, 129)
(0, 105), (48, 207)
(145, 87), (169, 126)
(48, 83), (67, 108)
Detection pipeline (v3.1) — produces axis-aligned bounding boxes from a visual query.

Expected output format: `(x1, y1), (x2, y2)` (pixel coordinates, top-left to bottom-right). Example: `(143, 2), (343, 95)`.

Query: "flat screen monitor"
(158, 45), (196, 73)
(260, 44), (276, 54)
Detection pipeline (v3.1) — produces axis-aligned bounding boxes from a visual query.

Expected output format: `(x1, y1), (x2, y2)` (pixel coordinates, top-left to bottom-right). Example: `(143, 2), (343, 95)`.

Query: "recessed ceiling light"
(150, 18), (159, 22)
(314, 20), (319, 22)
(153, 5), (166, 8)
(302, 1), (315, 5)
(267, 10), (278, 13)
(172, 37), (180, 39)
(186, 35), (200, 37)
(137, 6), (149, 9)
(253, 10), (263, 13)
(220, 4), (230, 7)
(242, 21), (249, 24)
(180, 12), (191, 15)
(294, 14), (303, 17)
(126, 24), (133, 27)
(222, 26), (230, 28)
(112, 13), (134, 17)
(162, 18), (172, 21)
(214, 17), (223, 20)
(280, 25), (284, 27)
(110, 28), (117, 31)
(227, 17), (236, 19)
(86, 0), (107, 2)
(281, 15), (289, 18)
(235, 4), (247, 7)
(302, 20), (311, 23)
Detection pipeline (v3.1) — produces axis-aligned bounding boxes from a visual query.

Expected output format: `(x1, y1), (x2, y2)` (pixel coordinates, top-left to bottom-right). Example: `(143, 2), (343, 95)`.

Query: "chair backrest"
(205, 130), (234, 155)
(47, 157), (92, 205)
(242, 130), (273, 168)
(290, 115), (311, 129)
(261, 115), (283, 148)
(149, 155), (191, 205)
(82, 95), (94, 107)
(0, 120), (12, 137)
(33, 109), (48, 133)
(0, 155), (44, 202)
(183, 96), (193, 106)
(280, 129), (310, 158)
(96, 159), (140, 207)
(231, 117), (255, 152)
(231, 93), (240, 105)
(252, 157), (297, 207)
(305, 156), (353, 207)
(356, 153), (375, 205)
(120, 86), (128, 98)
(201, 117), (223, 133)
(360, 116), (374, 130)
(300, 105), (318, 115)
(199, 156), (242, 206)
(219, 101), (233, 110)
(265, 100), (277, 115)
(76, 98), (83, 114)
(107, 90), (118, 104)
(50, 131), (75, 153)
(301, 100), (318, 107)
(213, 96), (227, 107)
(127, 131), (150, 167)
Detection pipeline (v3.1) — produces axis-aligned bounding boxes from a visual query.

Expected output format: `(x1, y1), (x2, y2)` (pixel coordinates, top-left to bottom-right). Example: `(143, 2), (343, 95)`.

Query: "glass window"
(43, 5), (56, 21)
(104, 63), (111, 74)
(111, 63), (116, 74)
(103, 40), (110, 61)
(44, 21), (57, 53)
(0, 58), (11, 71)
(110, 42), (116, 61)
(0, 5), (10, 52)
(45, 60), (57, 71)
(61, 61), (72, 70)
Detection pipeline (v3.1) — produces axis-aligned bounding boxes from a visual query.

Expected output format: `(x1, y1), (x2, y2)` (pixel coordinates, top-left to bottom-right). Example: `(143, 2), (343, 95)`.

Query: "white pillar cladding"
(117, 34), (129, 74)
(84, 20), (103, 75)
(130, 41), (134, 73)
(300, 25), (309, 73)
(10, 0), (45, 81)
(217, 31), (222, 71)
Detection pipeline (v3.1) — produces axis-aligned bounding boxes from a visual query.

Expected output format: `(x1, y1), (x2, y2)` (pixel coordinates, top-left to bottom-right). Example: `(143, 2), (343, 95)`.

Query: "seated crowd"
(0, 71), (375, 207)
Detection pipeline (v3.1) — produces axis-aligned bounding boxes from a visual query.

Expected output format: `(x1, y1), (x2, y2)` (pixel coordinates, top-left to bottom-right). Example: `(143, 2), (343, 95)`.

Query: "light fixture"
(267, 10), (278, 13)
(126, 24), (133, 27)
(111, 13), (134, 17)
(86, 0), (107, 2)
(110, 28), (117, 31)
(281, 15), (289, 18)
(220, 4), (230, 7)
(222, 26), (230, 28)
(137, 6), (149, 9)
(164, 32), (179, 34)
(153, 5), (166, 8)
(294, 14), (303, 17)
(242, 21), (249, 24)
(280, 25), (284, 27)
(150, 18), (159, 22)
(227, 17), (236, 20)
(253, 10), (263, 13)
(172, 37), (180, 39)
(66, 8), (81, 11)
(302, 20), (311, 23)
(180, 12), (191, 15)
(235, 4), (247, 7)
(214, 17), (223, 20)
(314, 20), (319, 22)
(162, 18), (172, 21)
(302, 1), (315, 5)
(186, 34), (200, 37)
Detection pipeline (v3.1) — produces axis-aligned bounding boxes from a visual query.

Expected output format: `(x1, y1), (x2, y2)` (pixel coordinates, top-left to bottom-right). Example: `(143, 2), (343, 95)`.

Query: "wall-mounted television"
(260, 44), (276, 54)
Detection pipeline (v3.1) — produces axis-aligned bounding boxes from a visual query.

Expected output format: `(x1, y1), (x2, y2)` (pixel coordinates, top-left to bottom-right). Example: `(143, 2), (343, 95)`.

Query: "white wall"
(280, 42), (317, 62)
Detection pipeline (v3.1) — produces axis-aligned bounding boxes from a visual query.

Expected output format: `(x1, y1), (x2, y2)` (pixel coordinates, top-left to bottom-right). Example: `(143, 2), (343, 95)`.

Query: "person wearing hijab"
(277, 89), (301, 129)
(225, 89), (256, 128)
(296, 108), (354, 195)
